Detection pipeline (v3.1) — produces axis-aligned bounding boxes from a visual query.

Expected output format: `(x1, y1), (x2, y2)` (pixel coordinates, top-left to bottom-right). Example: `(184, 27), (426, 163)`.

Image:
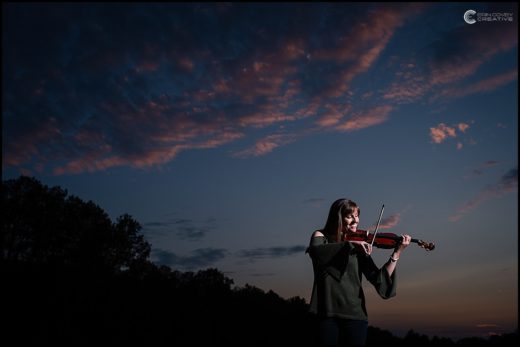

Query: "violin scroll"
(416, 239), (435, 251)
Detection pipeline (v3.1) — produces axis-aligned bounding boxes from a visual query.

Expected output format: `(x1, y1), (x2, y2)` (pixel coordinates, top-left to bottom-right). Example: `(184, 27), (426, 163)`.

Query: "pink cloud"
(430, 60), (483, 86)
(315, 104), (351, 127)
(382, 62), (428, 104)
(313, 7), (424, 98)
(457, 123), (469, 132)
(292, 101), (320, 120)
(54, 156), (126, 175)
(53, 131), (245, 176)
(280, 38), (308, 61)
(429, 122), (470, 144)
(313, 6), (419, 62)
(212, 40), (300, 105)
(238, 112), (298, 128)
(378, 213), (401, 230)
(433, 69), (518, 101)
(476, 324), (500, 328)
(3, 6), (430, 176)
(48, 94), (247, 175)
(178, 57), (195, 72)
(232, 133), (297, 158)
(336, 105), (393, 132)
(135, 60), (160, 73)
(3, 118), (63, 166)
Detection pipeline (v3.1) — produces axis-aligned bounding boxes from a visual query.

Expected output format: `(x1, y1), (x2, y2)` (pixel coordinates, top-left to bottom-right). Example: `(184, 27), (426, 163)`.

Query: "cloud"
(383, 6), (517, 105)
(236, 245), (307, 263)
(463, 160), (500, 178)
(433, 69), (518, 101)
(475, 322), (509, 337)
(384, 64), (517, 107)
(315, 104), (351, 128)
(2, 5), (429, 174)
(303, 197), (326, 207)
(232, 133), (298, 158)
(155, 243), (307, 269)
(450, 167), (518, 222)
(153, 247), (228, 269)
(378, 213), (401, 230)
(144, 216), (218, 241)
(312, 5), (426, 98)
(429, 122), (470, 144)
(336, 105), (393, 132)
(363, 211), (404, 232)
(429, 123), (457, 144)
(3, 4), (513, 175)
(382, 67), (428, 104)
(476, 324), (500, 328)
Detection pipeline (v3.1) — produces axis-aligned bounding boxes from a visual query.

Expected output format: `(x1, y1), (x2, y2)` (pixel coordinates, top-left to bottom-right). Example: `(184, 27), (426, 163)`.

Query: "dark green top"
(307, 235), (396, 321)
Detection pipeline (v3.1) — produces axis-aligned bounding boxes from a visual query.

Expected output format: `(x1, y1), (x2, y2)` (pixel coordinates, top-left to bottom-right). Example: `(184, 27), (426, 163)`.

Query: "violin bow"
(370, 204), (385, 247)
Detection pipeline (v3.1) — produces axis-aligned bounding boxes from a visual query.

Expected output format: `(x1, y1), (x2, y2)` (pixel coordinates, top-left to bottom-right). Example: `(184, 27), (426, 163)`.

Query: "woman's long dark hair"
(322, 198), (360, 242)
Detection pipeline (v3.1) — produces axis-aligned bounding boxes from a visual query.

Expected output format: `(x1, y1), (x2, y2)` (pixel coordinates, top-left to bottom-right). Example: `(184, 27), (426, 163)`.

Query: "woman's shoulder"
(311, 230), (325, 238)
(307, 230), (327, 252)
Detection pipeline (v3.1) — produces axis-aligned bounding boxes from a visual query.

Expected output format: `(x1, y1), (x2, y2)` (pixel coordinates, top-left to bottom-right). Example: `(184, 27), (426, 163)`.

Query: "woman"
(307, 198), (411, 347)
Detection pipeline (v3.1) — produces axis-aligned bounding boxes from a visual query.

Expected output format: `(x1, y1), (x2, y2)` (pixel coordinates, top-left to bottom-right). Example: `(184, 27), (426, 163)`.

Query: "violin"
(343, 230), (435, 251)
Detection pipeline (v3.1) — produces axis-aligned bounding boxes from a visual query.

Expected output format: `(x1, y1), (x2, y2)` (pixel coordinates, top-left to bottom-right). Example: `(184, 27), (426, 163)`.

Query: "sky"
(2, 2), (518, 341)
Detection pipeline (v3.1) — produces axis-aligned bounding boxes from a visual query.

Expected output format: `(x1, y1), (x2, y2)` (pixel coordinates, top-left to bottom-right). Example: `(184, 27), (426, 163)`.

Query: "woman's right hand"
(348, 240), (372, 255)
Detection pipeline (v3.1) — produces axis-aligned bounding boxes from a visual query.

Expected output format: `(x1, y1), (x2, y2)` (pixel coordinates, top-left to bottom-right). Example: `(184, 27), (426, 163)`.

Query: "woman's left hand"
(394, 234), (411, 254)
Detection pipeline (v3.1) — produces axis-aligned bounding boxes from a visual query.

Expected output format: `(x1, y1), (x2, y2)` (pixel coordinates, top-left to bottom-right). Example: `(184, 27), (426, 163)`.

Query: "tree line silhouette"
(2, 176), (517, 346)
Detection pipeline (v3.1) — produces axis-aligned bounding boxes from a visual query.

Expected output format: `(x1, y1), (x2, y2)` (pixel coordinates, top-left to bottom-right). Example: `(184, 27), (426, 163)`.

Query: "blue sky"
(3, 2), (517, 340)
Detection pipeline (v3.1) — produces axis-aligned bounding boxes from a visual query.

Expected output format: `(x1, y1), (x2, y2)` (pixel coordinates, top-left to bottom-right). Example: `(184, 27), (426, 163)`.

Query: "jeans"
(318, 317), (368, 347)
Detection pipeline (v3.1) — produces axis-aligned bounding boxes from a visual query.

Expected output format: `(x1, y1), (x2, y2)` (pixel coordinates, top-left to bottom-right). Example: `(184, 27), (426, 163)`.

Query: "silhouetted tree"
(111, 213), (151, 271)
(431, 335), (456, 347)
(488, 331), (519, 347)
(367, 326), (402, 347)
(402, 329), (431, 346)
(2, 175), (69, 263)
(2, 176), (151, 272)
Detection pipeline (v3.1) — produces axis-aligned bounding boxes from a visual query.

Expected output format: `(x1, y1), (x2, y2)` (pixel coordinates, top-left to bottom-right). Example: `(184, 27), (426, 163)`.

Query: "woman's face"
(343, 209), (359, 234)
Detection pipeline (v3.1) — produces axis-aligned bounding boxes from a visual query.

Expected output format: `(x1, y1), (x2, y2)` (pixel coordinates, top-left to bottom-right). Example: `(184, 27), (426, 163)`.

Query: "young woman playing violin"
(306, 198), (412, 347)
